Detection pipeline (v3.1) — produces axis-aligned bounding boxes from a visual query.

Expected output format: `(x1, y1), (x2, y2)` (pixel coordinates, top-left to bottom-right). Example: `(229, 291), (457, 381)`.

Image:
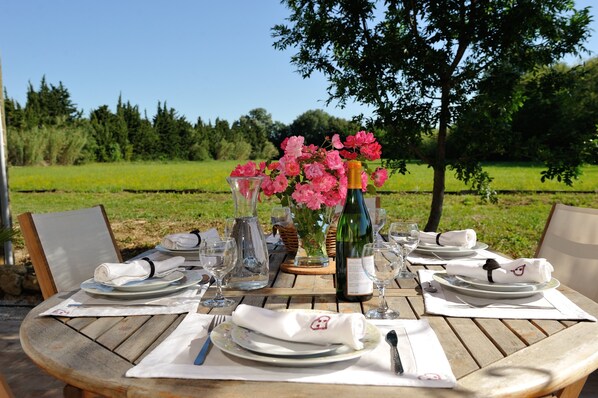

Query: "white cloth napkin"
(160, 228), (220, 250)
(420, 270), (596, 321)
(419, 229), (476, 248)
(94, 256), (185, 286)
(126, 312), (456, 389)
(232, 304), (367, 350)
(446, 258), (554, 284)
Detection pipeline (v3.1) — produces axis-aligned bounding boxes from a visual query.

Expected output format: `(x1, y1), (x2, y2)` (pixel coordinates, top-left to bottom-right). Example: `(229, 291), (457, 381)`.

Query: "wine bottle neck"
(347, 160), (362, 189)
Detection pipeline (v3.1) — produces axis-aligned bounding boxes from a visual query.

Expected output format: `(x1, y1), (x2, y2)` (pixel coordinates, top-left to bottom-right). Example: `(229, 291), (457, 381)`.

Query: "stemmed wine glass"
(270, 206), (292, 237)
(369, 208), (387, 241)
(271, 206), (292, 226)
(199, 237), (237, 307)
(388, 222), (419, 279)
(361, 241), (403, 319)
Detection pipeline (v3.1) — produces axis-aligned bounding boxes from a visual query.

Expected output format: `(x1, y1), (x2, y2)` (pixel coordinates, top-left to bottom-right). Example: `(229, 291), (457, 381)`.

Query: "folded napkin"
(160, 228), (220, 250)
(232, 304), (368, 350)
(94, 256), (185, 286)
(446, 258), (553, 283)
(419, 229), (477, 248)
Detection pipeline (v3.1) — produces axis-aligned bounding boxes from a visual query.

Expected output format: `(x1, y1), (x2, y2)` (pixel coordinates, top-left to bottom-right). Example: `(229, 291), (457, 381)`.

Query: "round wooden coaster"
(280, 258), (336, 275)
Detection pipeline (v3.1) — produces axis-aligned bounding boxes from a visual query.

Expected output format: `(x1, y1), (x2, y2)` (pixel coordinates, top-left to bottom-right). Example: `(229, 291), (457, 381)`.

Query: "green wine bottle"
(336, 160), (374, 302)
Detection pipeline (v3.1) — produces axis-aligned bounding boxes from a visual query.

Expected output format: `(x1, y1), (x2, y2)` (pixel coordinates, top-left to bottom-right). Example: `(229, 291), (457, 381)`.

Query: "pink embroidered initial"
(310, 315), (331, 331)
(510, 264), (526, 277)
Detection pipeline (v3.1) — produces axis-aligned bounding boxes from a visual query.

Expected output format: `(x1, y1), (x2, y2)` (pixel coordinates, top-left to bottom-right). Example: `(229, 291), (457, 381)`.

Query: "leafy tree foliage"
(273, 0), (592, 231)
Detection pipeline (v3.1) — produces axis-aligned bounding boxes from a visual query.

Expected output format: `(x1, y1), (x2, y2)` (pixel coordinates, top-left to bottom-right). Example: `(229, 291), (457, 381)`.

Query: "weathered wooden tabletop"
(19, 244), (598, 398)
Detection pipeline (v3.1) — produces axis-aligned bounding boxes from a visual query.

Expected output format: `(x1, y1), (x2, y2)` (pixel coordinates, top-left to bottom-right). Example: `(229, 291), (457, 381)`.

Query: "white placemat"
(40, 271), (210, 317)
(420, 270), (596, 321)
(126, 313), (456, 388)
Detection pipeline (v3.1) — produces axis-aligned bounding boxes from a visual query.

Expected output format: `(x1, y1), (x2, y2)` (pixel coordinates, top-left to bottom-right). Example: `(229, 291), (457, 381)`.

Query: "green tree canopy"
(273, 0), (592, 231)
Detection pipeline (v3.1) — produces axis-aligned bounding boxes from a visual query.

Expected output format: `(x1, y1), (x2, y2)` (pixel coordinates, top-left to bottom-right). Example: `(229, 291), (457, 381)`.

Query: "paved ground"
(1, 302), (62, 398)
(2, 301), (598, 398)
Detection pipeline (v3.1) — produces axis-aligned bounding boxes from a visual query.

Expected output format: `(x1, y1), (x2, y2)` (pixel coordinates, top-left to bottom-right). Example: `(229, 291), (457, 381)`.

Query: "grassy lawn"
(8, 161), (598, 264)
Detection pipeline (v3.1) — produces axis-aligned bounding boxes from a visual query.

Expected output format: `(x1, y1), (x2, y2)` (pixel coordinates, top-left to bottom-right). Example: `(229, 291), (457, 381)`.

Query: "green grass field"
(9, 161), (598, 192)
(7, 161), (598, 263)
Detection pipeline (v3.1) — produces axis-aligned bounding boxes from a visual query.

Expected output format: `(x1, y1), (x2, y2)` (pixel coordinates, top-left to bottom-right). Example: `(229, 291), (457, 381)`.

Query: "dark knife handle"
(391, 346), (404, 374)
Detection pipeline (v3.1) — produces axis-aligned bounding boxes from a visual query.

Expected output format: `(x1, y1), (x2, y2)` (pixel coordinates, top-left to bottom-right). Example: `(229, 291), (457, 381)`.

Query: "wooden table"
(19, 245), (598, 398)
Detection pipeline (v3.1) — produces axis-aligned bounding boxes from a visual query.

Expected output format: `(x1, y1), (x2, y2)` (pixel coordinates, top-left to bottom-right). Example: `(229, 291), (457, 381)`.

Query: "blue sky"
(1, 1), (596, 125)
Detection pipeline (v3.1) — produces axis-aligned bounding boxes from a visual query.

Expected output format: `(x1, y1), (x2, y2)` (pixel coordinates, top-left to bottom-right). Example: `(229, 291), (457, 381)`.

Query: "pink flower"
(325, 150), (344, 170)
(272, 174), (288, 193)
(284, 136), (304, 159)
(339, 150), (358, 160)
(283, 158), (301, 177)
(360, 142), (382, 161)
(304, 162), (326, 180)
(372, 167), (388, 187)
(344, 130), (376, 148)
(361, 171), (369, 192)
(231, 161), (260, 177)
(292, 183), (324, 210)
(311, 173), (337, 192)
(331, 134), (344, 149)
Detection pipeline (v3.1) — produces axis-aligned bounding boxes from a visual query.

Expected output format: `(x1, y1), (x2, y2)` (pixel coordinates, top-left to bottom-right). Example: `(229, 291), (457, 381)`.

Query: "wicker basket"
(277, 224), (337, 258)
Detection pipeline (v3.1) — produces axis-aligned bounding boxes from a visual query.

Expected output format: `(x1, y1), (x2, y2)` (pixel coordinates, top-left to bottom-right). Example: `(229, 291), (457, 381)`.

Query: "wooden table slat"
(447, 317), (505, 368)
(96, 315), (150, 351)
(114, 314), (179, 363)
(474, 318), (527, 356)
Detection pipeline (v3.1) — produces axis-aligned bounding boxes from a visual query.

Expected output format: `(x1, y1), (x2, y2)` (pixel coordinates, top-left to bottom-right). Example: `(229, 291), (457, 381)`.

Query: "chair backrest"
(18, 205), (122, 299)
(535, 203), (598, 303)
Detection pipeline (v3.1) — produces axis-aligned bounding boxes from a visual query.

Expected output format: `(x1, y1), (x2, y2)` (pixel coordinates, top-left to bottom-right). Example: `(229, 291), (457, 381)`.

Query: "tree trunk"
(425, 83), (449, 232)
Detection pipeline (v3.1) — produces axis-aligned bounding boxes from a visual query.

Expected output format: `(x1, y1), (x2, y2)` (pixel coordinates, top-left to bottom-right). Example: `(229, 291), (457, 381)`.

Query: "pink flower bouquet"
(230, 131), (388, 267)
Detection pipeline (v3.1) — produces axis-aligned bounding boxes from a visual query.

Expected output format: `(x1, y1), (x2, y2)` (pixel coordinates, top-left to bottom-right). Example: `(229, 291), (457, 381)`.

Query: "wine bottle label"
(345, 256), (374, 295)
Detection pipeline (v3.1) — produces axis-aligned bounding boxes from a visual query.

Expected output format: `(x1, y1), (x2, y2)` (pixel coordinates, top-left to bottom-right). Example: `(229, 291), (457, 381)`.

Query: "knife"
(385, 330), (404, 375)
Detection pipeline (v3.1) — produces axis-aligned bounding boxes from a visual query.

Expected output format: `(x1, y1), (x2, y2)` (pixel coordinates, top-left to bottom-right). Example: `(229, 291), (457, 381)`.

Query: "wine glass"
(199, 237), (237, 308)
(223, 217), (236, 238)
(361, 241), (403, 319)
(369, 208), (387, 241)
(271, 206), (292, 227)
(388, 222), (419, 279)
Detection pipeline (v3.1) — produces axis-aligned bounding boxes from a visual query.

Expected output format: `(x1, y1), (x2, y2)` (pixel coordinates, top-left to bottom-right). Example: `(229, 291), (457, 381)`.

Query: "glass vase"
(290, 202), (334, 267)
(226, 176), (269, 290)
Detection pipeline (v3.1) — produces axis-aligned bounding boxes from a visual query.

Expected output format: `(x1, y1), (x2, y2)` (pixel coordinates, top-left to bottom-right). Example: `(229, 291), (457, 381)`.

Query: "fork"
(193, 314), (226, 365)
(454, 295), (552, 310)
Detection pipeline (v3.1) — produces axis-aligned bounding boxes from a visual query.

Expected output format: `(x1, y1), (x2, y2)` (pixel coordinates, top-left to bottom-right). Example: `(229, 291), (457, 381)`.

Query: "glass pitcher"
(225, 176), (269, 290)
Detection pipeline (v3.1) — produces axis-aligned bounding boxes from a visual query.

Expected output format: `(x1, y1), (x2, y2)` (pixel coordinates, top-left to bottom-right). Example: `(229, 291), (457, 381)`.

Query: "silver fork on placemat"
(194, 314), (226, 365)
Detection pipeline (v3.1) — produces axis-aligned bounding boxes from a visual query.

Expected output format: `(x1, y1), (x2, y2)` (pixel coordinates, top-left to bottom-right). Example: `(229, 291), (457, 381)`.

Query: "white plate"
(211, 320), (380, 367)
(155, 244), (199, 260)
(432, 271), (560, 299)
(100, 271), (185, 292)
(80, 270), (209, 299)
(454, 275), (546, 292)
(413, 242), (488, 257)
(231, 325), (342, 357)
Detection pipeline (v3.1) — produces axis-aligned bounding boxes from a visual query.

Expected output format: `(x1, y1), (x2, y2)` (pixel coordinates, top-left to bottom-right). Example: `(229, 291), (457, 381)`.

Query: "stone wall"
(0, 264), (42, 303)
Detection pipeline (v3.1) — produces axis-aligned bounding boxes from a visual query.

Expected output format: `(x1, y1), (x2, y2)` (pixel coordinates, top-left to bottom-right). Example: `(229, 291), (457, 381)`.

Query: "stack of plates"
(155, 244), (200, 260)
(413, 242), (488, 258)
(80, 270), (208, 299)
(210, 320), (380, 367)
(432, 271), (560, 299)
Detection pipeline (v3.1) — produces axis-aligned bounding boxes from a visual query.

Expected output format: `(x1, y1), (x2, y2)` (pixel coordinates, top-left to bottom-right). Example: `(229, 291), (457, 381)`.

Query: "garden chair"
(0, 373), (14, 398)
(535, 203), (598, 303)
(18, 205), (122, 300)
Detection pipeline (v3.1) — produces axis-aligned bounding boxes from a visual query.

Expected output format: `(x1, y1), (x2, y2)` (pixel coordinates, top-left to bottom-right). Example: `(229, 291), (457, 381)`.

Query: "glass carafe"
(225, 176), (269, 290)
